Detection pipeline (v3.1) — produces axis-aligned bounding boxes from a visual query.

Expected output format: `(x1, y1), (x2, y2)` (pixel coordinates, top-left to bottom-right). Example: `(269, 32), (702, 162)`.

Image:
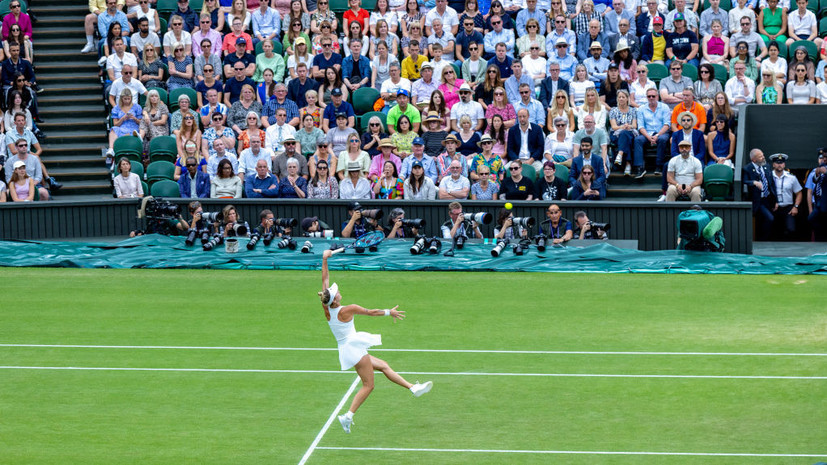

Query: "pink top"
(438, 79), (465, 110)
(485, 103), (516, 122)
(14, 179), (30, 200)
(618, 60), (637, 83)
(2, 12), (33, 41)
(368, 152), (402, 179)
(707, 36), (725, 56)
(270, 0), (292, 17)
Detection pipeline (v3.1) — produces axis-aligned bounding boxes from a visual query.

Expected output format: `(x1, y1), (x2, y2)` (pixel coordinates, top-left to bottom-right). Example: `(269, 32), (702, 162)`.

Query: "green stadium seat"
(149, 136), (178, 163)
(703, 0), (730, 8)
(159, 17), (168, 37)
(789, 40), (818, 60)
(140, 87), (168, 106)
(808, 0), (819, 12)
(362, 0), (377, 9)
(360, 111), (387, 132)
(150, 179), (181, 197)
(711, 64), (729, 86)
(146, 161), (176, 185)
(141, 181), (149, 196)
(272, 40), (284, 56)
(352, 87), (380, 115)
(330, 0), (348, 12)
(130, 160), (145, 180)
(255, 40), (265, 55)
(189, 0), (203, 10)
(114, 135), (143, 161)
(169, 87), (198, 112)
(682, 63), (699, 81)
(156, 0), (177, 14)
(554, 164), (569, 187)
(520, 163), (537, 183)
(646, 63), (669, 83)
(703, 164), (734, 200)
(819, 16), (827, 37)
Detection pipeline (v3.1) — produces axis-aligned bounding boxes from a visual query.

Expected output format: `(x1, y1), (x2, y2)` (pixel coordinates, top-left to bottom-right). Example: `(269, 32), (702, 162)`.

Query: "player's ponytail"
(318, 289), (330, 304)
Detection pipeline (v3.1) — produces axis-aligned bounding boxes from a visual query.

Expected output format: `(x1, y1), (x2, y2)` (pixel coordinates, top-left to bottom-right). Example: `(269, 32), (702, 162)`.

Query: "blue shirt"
(262, 98), (300, 125)
(245, 173), (280, 197)
(516, 99), (546, 127)
(341, 54), (372, 85)
(312, 53), (342, 83)
(546, 29), (577, 55)
(98, 10), (129, 38)
(637, 101), (671, 135)
(251, 7), (281, 38)
(169, 8), (198, 32)
(487, 56), (514, 79)
(483, 29), (516, 56)
(516, 8), (547, 36)
(322, 101), (355, 124)
(548, 53), (578, 81)
(276, 176), (308, 198)
(505, 74), (534, 105)
(455, 30), (484, 59)
(399, 154), (439, 184)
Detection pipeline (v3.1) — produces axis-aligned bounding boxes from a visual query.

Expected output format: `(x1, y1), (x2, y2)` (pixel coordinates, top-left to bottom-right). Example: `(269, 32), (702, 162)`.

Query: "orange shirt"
(671, 101), (707, 130)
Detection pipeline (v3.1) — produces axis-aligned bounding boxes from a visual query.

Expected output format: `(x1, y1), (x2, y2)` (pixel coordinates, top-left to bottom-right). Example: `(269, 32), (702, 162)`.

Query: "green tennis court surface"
(2, 269), (826, 464)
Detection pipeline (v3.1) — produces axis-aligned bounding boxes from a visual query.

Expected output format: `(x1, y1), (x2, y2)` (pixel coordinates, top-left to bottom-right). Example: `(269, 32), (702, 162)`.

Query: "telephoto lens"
(277, 236), (297, 250)
(427, 237), (442, 254)
(534, 234), (547, 252)
(262, 231), (275, 246)
(301, 241), (313, 253)
(185, 228), (198, 246)
(410, 236), (426, 254)
(491, 239), (508, 257)
(202, 234), (224, 251)
(247, 231), (261, 250)
(455, 234), (466, 249)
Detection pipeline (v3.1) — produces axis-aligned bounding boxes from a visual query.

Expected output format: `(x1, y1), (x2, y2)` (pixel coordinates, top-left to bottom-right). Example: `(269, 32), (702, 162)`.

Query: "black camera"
(262, 230), (276, 246)
(277, 236), (297, 250)
(138, 197), (182, 235)
(590, 222), (611, 231)
(401, 218), (426, 229)
(427, 237), (442, 254)
(410, 235), (427, 255)
(455, 234), (466, 249)
(202, 233), (224, 251)
(512, 239), (529, 255)
(247, 231), (261, 250)
(275, 218), (298, 228)
(145, 198), (180, 217)
(534, 234), (548, 252)
(491, 238), (508, 257)
(185, 228), (199, 246)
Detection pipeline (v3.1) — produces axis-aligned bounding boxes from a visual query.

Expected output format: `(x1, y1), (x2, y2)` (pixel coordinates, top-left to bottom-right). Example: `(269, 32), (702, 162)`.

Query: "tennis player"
(319, 249), (433, 433)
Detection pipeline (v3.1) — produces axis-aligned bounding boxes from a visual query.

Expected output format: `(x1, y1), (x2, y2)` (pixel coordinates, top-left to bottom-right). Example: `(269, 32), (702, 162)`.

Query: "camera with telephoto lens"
(534, 234), (548, 251)
(247, 231), (261, 250)
(201, 211), (223, 224)
(589, 222), (611, 231)
(401, 218), (426, 229)
(410, 235), (427, 255)
(463, 212), (493, 225)
(226, 222), (248, 237)
(427, 237), (442, 254)
(306, 231), (323, 238)
(202, 233), (224, 251)
(275, 218), (298, 228)
(512, 239), (530, 256)
(277, 236), (297, 250)
(138, 197), (182, 235)
(185, 228), (201, 246)
(511, 217), (536, 228)
(301, 241), (313, 253)
(262, 230), (276, 246)
(454, 233), (466, 249)
(359, 209), (384, 220)
(491, 238), (509, 257)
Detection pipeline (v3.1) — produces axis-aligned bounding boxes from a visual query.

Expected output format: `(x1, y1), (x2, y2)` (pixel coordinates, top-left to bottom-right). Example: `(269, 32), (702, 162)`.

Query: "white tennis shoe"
(338, 414), (353, 433)
(410, 381), (433, 397)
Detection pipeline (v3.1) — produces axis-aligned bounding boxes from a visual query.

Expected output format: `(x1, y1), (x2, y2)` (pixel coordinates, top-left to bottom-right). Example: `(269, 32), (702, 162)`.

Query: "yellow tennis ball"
(505, 202), (513, 210)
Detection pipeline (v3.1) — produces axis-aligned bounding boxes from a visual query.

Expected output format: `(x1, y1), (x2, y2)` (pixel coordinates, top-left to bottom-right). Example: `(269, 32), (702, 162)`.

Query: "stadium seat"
(789, 40), (818, 60)
(189, 0), (203, 10)
(149, 136), (178, 163)
(554, 164), (569, 186)
(352, 87), (380, 115)
(451, 63), (461, 78)
(150, 179), (181, 197)
(272, 40), (284, 56)
(330, 0), (348, 12)
(711, 64), (729, 86)
(114, 135), (143, 162)
(360, 111), (387, 132)
(159, 17), (168, 36)
(646, 63), (668, 83)
(141, 181), (149, 196)
(255, 40), (265, 55)
(702, 164), (734, 200)
(130, 161), (145, 180)
(156, 0), (177, 14)
(682, 63), (699, 81)
(819, 17), (827, 37)
(140, 87), (168, 106)
(520, 163), (537, 183)
(362, 0), (377, 9)
(0, 0), (26, 15)
(808, 0), (819, 12)
(169, 87), (198, 112)
(146, 161), (176, 185)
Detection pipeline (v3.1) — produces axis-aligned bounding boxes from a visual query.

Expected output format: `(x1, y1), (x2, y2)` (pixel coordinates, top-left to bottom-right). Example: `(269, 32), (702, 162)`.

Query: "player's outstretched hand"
(389, 305), (405, 322)
(323, 249), (333, 259)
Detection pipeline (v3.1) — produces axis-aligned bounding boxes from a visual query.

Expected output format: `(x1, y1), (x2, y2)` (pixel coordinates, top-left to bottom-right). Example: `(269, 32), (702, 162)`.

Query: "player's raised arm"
(321, 249), (332, 289)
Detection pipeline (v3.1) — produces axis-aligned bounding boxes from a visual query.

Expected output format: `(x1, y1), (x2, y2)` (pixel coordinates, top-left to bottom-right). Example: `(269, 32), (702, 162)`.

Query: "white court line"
(297, 376), (359, 465)
(1, 366), (825, 380)
(2, 344), (826, 357)
(314, 446), (827, 458)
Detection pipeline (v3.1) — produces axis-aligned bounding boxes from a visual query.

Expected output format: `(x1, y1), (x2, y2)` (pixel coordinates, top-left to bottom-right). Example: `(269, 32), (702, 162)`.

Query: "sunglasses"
(184, 116), (194, 120)
(186, 163), (197, 167)
(557, 44), (567, 48)
(556, 95), (565, 99)
(16, 144), (27, 148)
(369, 123), (380, 126)
(700, 70), (709, 74)
(481, 141), (494, 145)
(509, 166), (520, 171)
(468, 46), (478, 51)
(317, 165), (329, 169)
(318, 143), (328, 147)
(637, 70), (647, 74)
(520, 90), (530, 94)
(488, 70), (497, 74)
(530, 47), (539, 50)
(492, 21), (501, 25)
(284, 142), (296, 145)
(528, 25), (537, 28)
(555, 123), (566, 127)
(583, 171), (593, 175)
(478, 171), (490, 175)
(322, 43), (332, 47)
(212, 117), (222, 121)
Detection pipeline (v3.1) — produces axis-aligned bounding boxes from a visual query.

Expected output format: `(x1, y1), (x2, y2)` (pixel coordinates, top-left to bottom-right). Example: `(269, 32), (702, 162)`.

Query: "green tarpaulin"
(1, 235), (826, 274)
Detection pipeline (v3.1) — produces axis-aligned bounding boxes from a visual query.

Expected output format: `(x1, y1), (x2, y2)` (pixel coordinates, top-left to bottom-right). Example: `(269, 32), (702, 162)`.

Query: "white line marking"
(1, 344), (825, 357)
(314, 446), (827, 458)
(1, 366), (825, 380)
(298, 376), (359, 465)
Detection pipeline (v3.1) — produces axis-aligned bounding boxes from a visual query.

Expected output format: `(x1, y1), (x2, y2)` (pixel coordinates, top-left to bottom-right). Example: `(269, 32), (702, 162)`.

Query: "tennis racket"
(330, 230), (385, 254)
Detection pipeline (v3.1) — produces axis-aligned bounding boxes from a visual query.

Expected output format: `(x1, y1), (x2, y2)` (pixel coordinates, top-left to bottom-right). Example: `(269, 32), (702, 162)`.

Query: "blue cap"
(412, 136), (424, 145)
(397, 88), (410, 97)
(674, 12), (685, 21)
(411, 160), (423, 168)
(235, 37), (247, 45)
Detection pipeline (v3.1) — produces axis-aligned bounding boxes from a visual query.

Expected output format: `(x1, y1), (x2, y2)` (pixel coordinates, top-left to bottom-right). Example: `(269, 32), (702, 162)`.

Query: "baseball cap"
(397, 88), (410, 97)
(678, 139), (692, 146)
(12, 160), (25, 169)
(653, 16), (664, 24)
(301, 216), (318, 230)
(412, 137), (424, 145)
(236, 37), (246, 45)
(335, 111), (347, 119)
(331, 88), (343, 97)
(674, 12), (685, 21)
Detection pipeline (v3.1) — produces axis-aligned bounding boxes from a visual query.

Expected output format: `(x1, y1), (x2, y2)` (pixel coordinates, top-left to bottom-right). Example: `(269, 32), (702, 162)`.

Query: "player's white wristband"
(384, 309), (391, 316)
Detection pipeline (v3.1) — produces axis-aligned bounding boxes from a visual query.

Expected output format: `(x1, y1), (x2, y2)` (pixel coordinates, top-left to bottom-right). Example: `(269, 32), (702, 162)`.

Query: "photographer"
(384, 208), (421, 239)
(440, 201), (483, 240)
(219, 204), (250, 238)
(573, 211), (609, 240)
(301, 216), (324, 237)
(252, 210), (278, 238)
(493, 207), (529, 240)
(341, 201), (384, 238)
(539, 203), (573, 245)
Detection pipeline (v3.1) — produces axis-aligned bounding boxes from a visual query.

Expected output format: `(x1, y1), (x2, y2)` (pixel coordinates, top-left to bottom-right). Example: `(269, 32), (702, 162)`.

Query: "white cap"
(327, 282), (338, 305)
(12, 160), (25, 169)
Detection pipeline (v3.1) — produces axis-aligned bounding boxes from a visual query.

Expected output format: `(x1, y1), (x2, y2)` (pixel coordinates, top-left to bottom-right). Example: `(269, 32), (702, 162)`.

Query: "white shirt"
(772, 170), (802, 206)
(450, 100), (485, 127)
(264, 123), (296, 153)
(106, 52), (138, 80)
(425, 7), (459, 35)
(725, 75), (755, 103)
(630, 79), (657, 106)
(519, 125), (530, 160)
(439, 174), (470, 193)
(108, 77), (147, 100)
(339, 176), (372, 199)
(761, 57), (787, 78)
(379, 77), (412, 96)
(163, 30), (192, 49)
(788, 9), (816, 37)
(667, 154), (703, 185)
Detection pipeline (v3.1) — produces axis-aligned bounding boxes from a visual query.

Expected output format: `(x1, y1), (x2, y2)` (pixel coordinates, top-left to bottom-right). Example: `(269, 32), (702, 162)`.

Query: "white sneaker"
(410, 381), (433, 397)
(97, 56), (107, 66)
(614, 153), (623, 165)
(81, 42), (94, 54)
(338, 414), (353, 433)
(623, 164), (631, 176)
(657, 194), (667, 202)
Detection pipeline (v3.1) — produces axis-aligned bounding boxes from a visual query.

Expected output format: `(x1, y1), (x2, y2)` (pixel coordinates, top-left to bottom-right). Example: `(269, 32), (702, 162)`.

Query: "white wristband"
(384, 309), (390, 316)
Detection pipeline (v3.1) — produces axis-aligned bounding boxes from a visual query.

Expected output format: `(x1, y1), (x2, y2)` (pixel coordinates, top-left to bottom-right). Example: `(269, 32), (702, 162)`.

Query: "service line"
(315, 446), (827, 458)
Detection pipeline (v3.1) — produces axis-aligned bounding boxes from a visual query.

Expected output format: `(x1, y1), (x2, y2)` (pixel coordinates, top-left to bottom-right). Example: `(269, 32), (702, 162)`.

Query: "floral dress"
(374, 177), (404, 199)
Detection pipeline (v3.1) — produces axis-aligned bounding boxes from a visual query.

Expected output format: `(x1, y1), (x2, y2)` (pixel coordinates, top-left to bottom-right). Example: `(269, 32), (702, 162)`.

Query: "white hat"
(614, 38), (630, 53)
(459, 82), (472, 92)
(12, 160), (25, 170)
(326, 283), (338, 305)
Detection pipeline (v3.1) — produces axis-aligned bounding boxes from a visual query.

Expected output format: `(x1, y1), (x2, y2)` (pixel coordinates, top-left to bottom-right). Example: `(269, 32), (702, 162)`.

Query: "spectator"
(546, 14), (576, 59)
(426, 0), (460, 36)
(335, 131), (369, 179)
(4, 90), (33, 134)
(205, 138), (238, 177)
(192, 14), (221, 58)
(729, 41), (760, 82)
(224, 63), (257, 107)
(4, 140), (49, 200)
(341, 39), (371, 93)
(786, 45), (814, 82)
(584, 41), (611, 85)
(170, 0), (198, 32)
(284, 18), (311, 57)
(671, 111), (706, 164)
(226, 0), (251, 32)
(287, 39), (313, 83)
(636, 88), (671, 175)
(113, 157), (144, 198)
(730, 16), (767, 63)
(640, 16), (668, 64)
(486, 114), (507, 159)
(522, 43), (548, 93)
(421, 111), (449, 158)
(227, 85), (262, 136)
(400, 137), (439, 183)
(729, 0), (756, 35)
(391, 115), (417, 159)
(273, 136), (309, 179)
(237, 134), (274, 181)
(373, 160), (404, 199)
(693, 64), (723, 110)
(163, 15), (192, 57)
(311, 35), (343, 83)
(785, 62), (816, 103)
(569, 64), (595, 107)
(276, 157), (308, 198)
(546, 89), (576, 131)
(109, 63), (147, 109)
(637, 0), (665, 38)
(167, 42), (194, 91)
(569, 137), (607, 199)
(665, 0), (699, 34)
(379, 63), (411, 111)
(535, 161), (568, 200)
(178, 155), (211, 198)
(630, 64), (656, 107)
(107, 89), (142, 158)
(308, 141), (337, 179)
(318, 67), (347, 108)
(470, 161), (499, 200)
(343, 21), (369, 59)
(438, 159), (471, 199)
(265, 108), (297, 153)
(386, 89), (420, 134)
(572, 114), (609, 163)
(173, 140), (204, 181)
(544, 116), (576, 165)
(572, 0), (601, 38)
(570, 164), (603, 200)
(198, 87), (226, 126)
(170, 95), (199, 134)
(506, 109), (545, 171)
(83, 0), (122, 54)
(659, 60), (694, 109)
(5, 23), (32, 65)
(436, 134), (469, 181)
(211, 158), (243, 198)
(175, 110), (202, 158)
(577, 19), (610, 62)
(311, 1), (338, 37)
(725, 60), (757, 104)
(671, 87), (707, 132)
(404, 159), (438, 200)
(602, 65), (629, 108)
(253, 41), (286, 84)
(484, 1), (514, 32)
(486, 86), (516, 129)
(296, 112), (324, 158)
(665, 139), (703, 201)
(756, 67), (784, 103)
(7, 159), (35, 201)
(806, 151), (827, 240)
(253, 0), (282, 46)
(400, 0), (424, 38)
(499, 159), (535, 200)
(666, 14), (700, 69)
(401, 40), (427, 81)
(612, 40), (638, 84)
(706, 114), (735, 166)
(327, 114), (359, 161)
(539, 203), (573, 244)
(786, 0), (821, 50)
(610, 90), (640, 177)
(457, 17), (484, 64)
(224, 37), (256, 81)
(453, 115), (480, 157)
(97, 0), (131, 53)
(441, 201), (482, 239)
(339, 161), (372, 199)
(762, 41), (787, 85)
(757, 0), (786, 48)
(368, 138), (402, 183)
(707, 91), (736, 132)
(139, 89), (169, 153)
(136, 45), (164, 91)
(701, 20), (730, 68)
(699, 0), (728, 39)
(322, 88), (355, 131)
(201, 0), (225, 32)
(577, 87), (608, 129)
(307, 159), (340, 199)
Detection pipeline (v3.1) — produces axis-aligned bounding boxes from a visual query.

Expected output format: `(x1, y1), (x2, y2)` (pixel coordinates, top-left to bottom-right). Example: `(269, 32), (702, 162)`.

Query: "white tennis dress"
(328, 306), (382, 370)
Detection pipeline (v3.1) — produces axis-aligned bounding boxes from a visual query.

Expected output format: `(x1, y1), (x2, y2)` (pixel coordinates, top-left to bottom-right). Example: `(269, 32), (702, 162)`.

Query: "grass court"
(1, 268), (826, 464)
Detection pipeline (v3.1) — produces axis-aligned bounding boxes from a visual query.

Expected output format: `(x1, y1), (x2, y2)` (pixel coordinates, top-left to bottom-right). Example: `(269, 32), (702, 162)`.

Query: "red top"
(343, 9), (369, 32)
(2, 12), (33, 41)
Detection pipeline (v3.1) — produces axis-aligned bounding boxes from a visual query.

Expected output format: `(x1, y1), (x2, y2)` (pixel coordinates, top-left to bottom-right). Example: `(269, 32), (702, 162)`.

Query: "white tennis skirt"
(337, 331), (382, 370)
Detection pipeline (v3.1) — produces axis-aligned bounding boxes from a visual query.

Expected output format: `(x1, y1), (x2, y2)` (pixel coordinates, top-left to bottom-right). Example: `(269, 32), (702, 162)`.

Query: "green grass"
(1, 269), (826, 464)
